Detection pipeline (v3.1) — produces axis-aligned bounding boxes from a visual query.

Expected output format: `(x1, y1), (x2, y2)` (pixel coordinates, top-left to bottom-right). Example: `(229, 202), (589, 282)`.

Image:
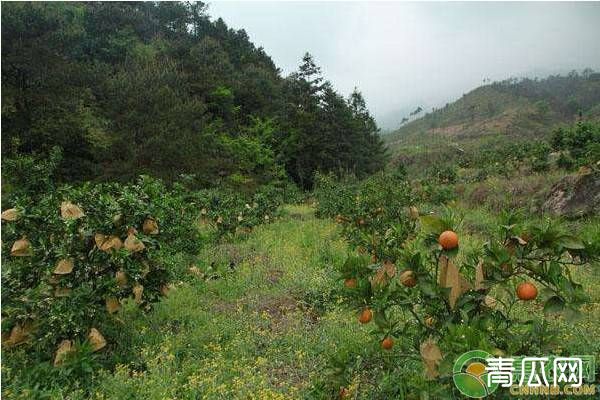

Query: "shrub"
(426, 163), (458, 184)
(1, 150), (285, 389)
(334, 209), (599, 392)
(552, 121), (600, 168)
(314, 171), (415, 262)
(556, 152), (575, 170)
(419, 182), (457, 205)
(191, 184), (283, 238)
(1, 176), (201, 363)
(1, 146), (62, 199)
(313, 172), (358, 219)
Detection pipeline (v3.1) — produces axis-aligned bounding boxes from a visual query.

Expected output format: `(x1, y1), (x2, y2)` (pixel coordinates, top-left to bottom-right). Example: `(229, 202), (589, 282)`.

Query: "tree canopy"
(1, 2), (386, 189)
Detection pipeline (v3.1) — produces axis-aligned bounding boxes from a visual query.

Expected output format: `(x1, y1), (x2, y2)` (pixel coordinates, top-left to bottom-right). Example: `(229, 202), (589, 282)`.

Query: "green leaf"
(558, 235), (585, 250)
(442, 246), (459, 258)
(547, 261), (561, 285)
(543, 296), (565, 314)
(373, 310), (390, 329)
(540, 287), (555, 299)
(419, 281), (437, 297)
(419, 215), (445, 233)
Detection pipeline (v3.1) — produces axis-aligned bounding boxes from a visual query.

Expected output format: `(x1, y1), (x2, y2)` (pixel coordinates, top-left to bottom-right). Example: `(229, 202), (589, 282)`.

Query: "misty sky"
(208, 1), (600, 129)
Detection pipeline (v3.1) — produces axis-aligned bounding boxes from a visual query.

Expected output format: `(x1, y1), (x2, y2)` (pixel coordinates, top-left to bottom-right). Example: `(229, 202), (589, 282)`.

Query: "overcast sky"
(207, 1), (600, 129)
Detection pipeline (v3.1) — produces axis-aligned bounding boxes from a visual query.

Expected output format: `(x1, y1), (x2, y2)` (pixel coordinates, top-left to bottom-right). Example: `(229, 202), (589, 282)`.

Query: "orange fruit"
(381, 336), (394, 350)
(516, 282), (538, 300)
(399, 270), (416, 287)
(344, 278), (357, 288)
(438, 230), (459, 250)
(359, 308), (373, 324)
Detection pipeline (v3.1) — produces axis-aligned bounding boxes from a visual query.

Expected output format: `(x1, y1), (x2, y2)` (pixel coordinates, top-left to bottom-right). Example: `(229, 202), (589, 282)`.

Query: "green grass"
(16, 205), (368, 400)
(3, 204), (599, 399)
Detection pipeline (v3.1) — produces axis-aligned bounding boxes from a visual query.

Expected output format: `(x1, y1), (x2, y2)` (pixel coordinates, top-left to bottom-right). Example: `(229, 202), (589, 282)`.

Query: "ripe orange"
(399, 270), (417, 287)
(381, 336), (394, 350)
(359, 308), (373, 324)
(344, 278), (357, 288)
(516, 282), (538, 300)
(439, 230), (459, 250)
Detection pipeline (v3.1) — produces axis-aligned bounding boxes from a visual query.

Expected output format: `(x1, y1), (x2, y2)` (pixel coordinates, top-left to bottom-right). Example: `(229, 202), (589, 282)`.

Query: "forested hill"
(386, 71), (600, 148)
(1, 2), (386, 189)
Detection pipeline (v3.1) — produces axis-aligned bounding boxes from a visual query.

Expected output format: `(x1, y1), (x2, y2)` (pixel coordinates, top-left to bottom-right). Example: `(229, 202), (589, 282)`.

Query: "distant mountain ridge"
(386, 70), (600, 148)
(376, 103), (432, 132)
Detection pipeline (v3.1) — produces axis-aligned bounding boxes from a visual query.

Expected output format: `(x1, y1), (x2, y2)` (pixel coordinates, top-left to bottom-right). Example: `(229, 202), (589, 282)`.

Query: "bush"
(314, 171), (416, 261)
(1, 176), (201, 363)
(419, 182), (457, 205)
(333, 209), (599, 393)
(552, 121), (600, 168)
(1, 152), (284, 367)
(313, 172), (358, 219)
(191, 184), (283, 238)
(556, 152), (575, 170)
(1, 146), (62, 200)
(426, 163), (458, 184)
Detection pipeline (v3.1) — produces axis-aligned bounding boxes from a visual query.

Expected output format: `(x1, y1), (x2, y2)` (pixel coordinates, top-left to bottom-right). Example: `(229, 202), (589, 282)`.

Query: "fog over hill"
(208, 2), (600, 130)
(379, 67), (593, 131)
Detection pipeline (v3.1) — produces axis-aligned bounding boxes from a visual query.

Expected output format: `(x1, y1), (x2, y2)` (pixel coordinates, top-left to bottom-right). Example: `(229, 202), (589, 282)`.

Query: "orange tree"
(1, 176), (200, 365)
(192, 185), (282, 238)
(1, 151), (284, 370)
(314, 170), (416, 262)
(334, 208), (599, 393)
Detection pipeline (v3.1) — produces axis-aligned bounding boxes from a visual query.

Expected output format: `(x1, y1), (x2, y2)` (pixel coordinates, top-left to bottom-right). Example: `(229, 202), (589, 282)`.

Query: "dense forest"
(1, 1), (386, 189)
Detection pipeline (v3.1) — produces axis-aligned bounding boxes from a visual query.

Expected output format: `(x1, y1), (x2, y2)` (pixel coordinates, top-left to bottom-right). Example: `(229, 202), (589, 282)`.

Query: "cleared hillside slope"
(385, 72), (600, 173)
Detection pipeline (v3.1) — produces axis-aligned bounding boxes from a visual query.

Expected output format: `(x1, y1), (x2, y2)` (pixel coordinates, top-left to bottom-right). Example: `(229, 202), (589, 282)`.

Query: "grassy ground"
(75, 205), (368, 399)
(3, 204), (599, 399)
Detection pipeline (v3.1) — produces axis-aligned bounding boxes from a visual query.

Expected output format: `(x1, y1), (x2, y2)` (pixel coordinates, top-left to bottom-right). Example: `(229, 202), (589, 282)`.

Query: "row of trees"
(491, 71), (600, 118)
(1, 2), (386, 189)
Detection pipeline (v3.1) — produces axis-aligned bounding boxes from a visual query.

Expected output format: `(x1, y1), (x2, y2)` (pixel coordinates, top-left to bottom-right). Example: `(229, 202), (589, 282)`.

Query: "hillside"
(385, 72), (600, 175)
(1, 2), (385, 189)
(387, 72), (600, 146)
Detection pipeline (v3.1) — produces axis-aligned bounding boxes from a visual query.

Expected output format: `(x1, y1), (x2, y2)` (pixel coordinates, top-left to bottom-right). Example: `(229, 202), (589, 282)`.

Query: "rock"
(543, 168), (600, 217)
